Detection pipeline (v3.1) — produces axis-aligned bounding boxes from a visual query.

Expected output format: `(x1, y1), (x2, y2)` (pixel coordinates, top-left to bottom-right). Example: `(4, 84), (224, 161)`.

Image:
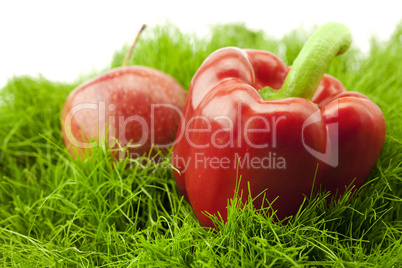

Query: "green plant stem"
(271, 22), (352, 100)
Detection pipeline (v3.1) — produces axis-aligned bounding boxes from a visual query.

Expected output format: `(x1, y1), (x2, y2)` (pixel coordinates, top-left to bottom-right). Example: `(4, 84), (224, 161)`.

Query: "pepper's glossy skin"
(172, 47), (386, 228)
(312, 74), (385, 196)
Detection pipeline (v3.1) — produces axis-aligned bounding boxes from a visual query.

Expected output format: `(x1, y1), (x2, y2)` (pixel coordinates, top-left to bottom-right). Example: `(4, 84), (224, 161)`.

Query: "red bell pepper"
(172, 23), (386, 228)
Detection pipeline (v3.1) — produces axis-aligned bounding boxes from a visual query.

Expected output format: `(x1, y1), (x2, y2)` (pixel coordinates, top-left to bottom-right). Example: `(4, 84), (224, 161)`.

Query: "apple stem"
(122, 24), (147, 66)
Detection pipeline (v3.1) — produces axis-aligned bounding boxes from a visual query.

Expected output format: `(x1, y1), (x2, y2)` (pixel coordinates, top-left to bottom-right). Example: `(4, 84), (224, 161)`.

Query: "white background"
(1, 0), (402, 88)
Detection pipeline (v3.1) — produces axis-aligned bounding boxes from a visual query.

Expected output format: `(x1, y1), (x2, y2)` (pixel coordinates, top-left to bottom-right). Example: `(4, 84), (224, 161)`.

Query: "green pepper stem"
(271, 22), (352, 100)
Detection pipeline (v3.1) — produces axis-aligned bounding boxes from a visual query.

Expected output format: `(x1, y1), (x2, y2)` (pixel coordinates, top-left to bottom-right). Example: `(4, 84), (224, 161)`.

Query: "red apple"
(61, 25), (186, 160)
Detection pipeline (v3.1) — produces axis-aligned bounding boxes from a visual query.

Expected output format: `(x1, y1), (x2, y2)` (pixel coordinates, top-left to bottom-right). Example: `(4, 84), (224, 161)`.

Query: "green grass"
(1, 22), (402, 267)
